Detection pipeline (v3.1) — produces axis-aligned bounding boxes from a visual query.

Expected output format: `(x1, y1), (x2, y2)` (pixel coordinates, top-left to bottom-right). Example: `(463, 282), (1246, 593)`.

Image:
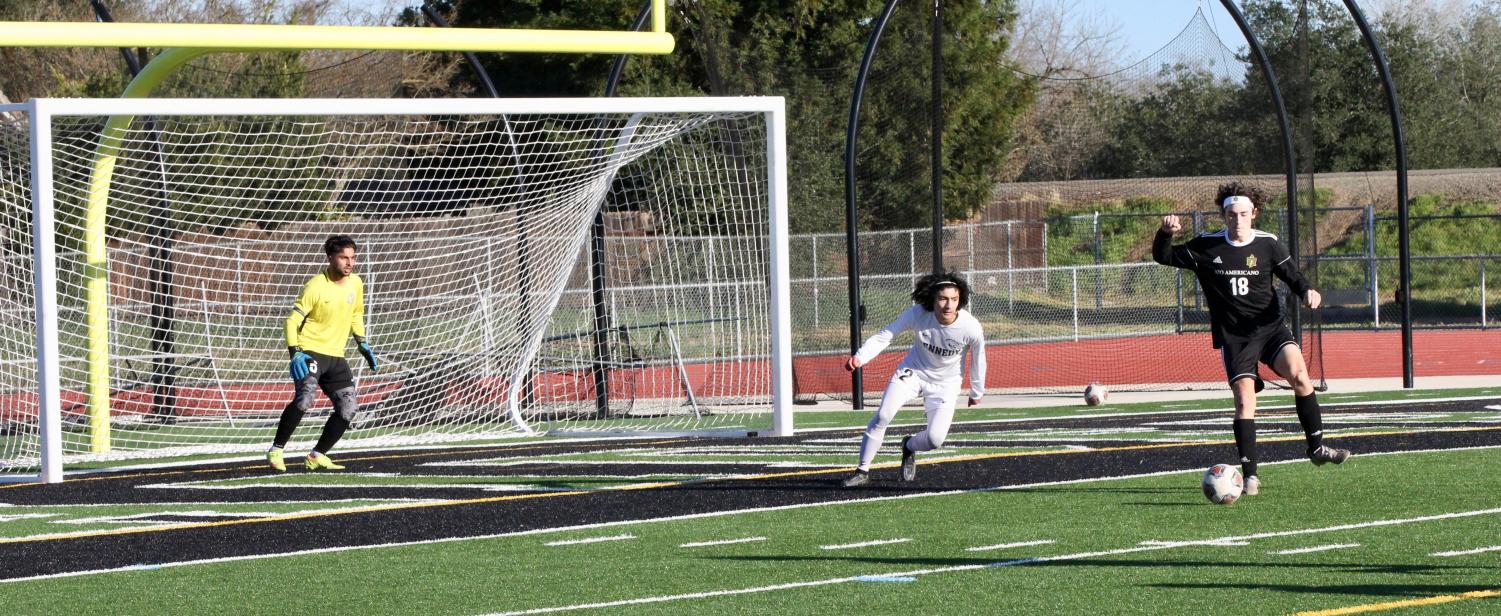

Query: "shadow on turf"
(709, 556), (1481, 577)
(1152, 582), (1496, 598)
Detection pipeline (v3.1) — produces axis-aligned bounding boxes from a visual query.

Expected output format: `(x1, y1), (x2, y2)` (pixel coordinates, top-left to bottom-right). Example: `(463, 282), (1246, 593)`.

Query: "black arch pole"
(1218, 0), (1301, 337)
(930, 0), (944, 274)
(1341, 0), (1413, 388)
(422, 2), (535, 406)
(575, 0), (657, 419)
(91, 0), (179, 422)
(845, 0), (903, 410)
(421, 5), (500, 98)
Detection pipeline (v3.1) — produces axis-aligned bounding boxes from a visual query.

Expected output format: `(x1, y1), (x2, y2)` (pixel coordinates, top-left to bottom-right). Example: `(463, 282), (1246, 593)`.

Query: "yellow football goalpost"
(0, 1), (673, 455)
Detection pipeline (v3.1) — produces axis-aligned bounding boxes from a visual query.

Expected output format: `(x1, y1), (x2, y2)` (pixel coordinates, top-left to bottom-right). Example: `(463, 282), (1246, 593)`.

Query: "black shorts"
(1219, 325), (1299, 393)
(301, 350), (355, 397)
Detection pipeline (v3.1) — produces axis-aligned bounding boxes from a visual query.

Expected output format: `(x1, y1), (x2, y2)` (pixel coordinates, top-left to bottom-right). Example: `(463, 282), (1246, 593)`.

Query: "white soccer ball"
(1083, 383), (1108, 406)
(1202, 463), (1244, 505)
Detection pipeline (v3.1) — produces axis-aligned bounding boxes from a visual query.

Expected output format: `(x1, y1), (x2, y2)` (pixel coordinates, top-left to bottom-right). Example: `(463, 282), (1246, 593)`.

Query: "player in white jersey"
(842, 273), (986, 487)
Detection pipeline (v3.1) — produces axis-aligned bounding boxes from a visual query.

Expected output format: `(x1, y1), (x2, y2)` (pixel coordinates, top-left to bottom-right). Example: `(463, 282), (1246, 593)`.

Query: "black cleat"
(900, 435), (917, 482)
(1309, 445), (1351, 466)
(841, 470), (870, 488)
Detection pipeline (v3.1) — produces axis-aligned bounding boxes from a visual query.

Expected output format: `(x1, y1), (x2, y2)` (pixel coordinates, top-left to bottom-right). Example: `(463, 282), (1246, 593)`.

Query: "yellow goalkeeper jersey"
(284, 270), (366, 357)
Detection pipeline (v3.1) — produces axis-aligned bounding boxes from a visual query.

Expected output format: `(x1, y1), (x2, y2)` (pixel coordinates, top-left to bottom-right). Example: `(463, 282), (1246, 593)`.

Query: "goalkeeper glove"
(355, 337), (378, 373)
(288, 347), (313, 381)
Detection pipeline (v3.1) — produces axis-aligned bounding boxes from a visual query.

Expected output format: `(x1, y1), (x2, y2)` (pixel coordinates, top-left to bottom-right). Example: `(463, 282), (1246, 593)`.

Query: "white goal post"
(0, 96), (791, 483)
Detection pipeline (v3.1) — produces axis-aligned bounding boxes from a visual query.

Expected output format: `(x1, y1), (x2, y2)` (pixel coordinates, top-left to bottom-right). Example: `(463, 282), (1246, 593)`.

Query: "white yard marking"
(57, 510), (282, 525)
(544, 534), (635, 547)
(1272, 543), (1361, 555)
(0, 513), (59, 523)
(142, 481), (571, 492)
(7, 444), (1499, 586)
(478, 507), (1501, 616)
(819, 538), (910, 550)
(1140, 539), (1247, 547)
(433, 460), (841, 468)
(965, 539), (1055, 552)
(679, 537), (767, 549)
(1431, 545), (1501, 557)
(792, 393), (1501, 434)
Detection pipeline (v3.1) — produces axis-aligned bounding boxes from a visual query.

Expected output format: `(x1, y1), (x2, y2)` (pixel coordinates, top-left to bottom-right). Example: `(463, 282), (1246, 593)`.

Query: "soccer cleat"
(267, 448), (286, 473)
(305, 452), (345, 471)
(900, 435), (917, 482)
(1309, 445), (1351, 466)
(841, 470), (870, 488)
(1243, 475), (1260, 496)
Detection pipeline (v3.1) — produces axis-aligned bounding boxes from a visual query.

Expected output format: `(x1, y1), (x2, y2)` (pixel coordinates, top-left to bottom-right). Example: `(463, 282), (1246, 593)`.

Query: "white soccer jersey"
(854, 304), (987, 399)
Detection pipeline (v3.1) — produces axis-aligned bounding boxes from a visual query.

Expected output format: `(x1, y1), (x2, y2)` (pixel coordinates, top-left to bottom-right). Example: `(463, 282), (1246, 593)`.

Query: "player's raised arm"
(1152, 214), (1200, 269)
(851, 305), (917, 368)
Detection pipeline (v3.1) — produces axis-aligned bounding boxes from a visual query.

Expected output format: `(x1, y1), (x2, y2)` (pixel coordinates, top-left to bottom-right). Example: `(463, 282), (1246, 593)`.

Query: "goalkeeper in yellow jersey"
(267, 235), (378, 472)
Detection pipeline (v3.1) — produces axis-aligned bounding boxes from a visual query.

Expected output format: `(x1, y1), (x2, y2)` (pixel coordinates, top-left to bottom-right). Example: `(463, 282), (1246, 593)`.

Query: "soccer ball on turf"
(1083, 383), (1108, 406)
(1202, 463), (1244, 505)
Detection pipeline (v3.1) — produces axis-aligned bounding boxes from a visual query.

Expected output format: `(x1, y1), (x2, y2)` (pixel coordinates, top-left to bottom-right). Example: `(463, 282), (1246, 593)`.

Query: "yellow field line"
(3, 426), (1499, 544)
(1294, 588), (1501, 615)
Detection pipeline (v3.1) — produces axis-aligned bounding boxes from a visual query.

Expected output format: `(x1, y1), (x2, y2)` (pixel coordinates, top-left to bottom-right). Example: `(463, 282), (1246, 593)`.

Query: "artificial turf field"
(1, 387), (1499, 615)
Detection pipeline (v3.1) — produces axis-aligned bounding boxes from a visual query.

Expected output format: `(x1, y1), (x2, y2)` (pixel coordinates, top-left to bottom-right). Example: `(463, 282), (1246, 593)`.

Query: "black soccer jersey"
(1153, 228), (1311, 347)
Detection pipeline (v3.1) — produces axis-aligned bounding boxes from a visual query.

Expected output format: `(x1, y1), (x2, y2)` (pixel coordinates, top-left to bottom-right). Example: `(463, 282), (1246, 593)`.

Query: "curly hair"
(323, 235), (358, 255)
(1214, 182), (1270, 211)
(910, 272), (971, 312)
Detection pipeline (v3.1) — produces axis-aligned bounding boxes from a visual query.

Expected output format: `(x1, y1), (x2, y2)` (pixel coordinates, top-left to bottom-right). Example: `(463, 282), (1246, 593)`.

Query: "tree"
(427, 0), (1033, 232)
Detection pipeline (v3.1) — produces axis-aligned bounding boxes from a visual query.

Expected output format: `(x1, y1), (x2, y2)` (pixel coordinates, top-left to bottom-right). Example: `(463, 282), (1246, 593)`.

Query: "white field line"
(430, 460), (841, 468)
(679, 537), (767, 549)
(1, 498), (439, 509)
(965, 539), (1055, 552)
(1431, 545), (1501, 557)
(57, 511), (284, 525)
(544, 535), (635, 547)
(0, 513), (59, 523)
(1273, 543), (1362, 555)
(141, 482), (571, 492)
(819, 538), (910, 550)
(480, 508), (1501, 616)
(5, 445), (1499, 585)
(1140, 540), (1247, 547)
(792, 394), (1501, 434)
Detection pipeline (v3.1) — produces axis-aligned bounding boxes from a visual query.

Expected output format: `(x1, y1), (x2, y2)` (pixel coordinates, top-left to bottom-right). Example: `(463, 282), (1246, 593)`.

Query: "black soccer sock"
(1296, 393), (1324, 454)
(313, 413), (350, 455)
(1233, 418), (1258, 478)
(272, 403), (304, 449)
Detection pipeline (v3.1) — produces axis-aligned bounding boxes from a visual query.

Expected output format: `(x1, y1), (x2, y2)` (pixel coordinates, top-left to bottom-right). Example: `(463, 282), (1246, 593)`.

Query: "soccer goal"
(0, 96), (791, 482)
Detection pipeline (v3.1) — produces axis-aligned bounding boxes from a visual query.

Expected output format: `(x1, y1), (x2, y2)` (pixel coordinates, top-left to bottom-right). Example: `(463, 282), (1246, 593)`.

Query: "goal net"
(0, 97), (791, 481)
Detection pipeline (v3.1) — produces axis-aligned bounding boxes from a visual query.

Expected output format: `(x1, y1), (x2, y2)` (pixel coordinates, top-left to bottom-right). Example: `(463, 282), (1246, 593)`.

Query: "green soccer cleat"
(305, 452), (345, 471)
(267, 448), (286, 472)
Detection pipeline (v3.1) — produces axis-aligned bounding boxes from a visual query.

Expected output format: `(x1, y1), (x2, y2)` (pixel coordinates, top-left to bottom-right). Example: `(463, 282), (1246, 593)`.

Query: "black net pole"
(1341, 0), (1413, 388)
(930, 0), (944, 274)
(845, 0), (904, 410)
(92, 0), (179, 421)
(1219, 0), (1300, 336)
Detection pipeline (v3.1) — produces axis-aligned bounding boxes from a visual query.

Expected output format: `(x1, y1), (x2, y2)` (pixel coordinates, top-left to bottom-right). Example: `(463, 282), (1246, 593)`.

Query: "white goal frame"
(9, 96), (792, 484)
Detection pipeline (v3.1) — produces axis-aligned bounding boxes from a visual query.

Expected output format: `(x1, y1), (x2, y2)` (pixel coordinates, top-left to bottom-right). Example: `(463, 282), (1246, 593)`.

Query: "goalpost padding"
(0, 97), (790, 481)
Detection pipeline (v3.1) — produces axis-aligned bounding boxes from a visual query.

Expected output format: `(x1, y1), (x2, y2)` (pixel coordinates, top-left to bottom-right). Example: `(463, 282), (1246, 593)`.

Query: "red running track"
(3, 330), (1496, 421)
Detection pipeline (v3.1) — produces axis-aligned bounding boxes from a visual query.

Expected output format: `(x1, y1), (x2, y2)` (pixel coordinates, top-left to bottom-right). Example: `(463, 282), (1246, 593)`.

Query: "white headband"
(1221, 195), (1254, 210)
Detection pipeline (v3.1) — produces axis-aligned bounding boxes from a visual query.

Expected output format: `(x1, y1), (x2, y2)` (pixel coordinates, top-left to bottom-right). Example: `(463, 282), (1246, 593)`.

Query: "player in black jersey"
(1153, 182), (1350, 496)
